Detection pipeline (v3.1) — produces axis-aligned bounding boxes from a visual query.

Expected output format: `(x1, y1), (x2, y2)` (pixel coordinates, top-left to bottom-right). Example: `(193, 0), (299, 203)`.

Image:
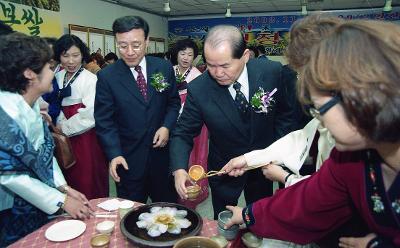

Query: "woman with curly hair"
(0, 33), (92, 246)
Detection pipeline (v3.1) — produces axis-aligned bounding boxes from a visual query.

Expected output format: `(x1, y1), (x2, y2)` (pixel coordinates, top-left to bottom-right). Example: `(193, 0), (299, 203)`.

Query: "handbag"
(43, 115), (76, 169)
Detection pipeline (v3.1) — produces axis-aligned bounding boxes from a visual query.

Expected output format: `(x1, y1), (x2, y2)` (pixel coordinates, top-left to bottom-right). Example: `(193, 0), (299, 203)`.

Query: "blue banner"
(168, 8), (400, 56)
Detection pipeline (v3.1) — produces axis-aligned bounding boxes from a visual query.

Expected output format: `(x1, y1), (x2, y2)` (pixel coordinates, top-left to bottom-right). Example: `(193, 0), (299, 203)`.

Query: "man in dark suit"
(94, 16), (180, 203)
(170, 25), (296, 218)
(256, 45), (269, 60)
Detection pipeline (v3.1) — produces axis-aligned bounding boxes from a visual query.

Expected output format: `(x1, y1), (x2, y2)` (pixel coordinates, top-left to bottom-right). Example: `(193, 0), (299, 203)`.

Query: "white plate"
(45, 220), (86, 242)
(97, 199), (121, 211)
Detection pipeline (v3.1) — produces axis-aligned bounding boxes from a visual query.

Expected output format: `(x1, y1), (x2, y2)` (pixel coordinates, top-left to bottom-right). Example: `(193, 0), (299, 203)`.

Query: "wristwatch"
(57, 200), (65, 210)
(60, 185), (70, 194)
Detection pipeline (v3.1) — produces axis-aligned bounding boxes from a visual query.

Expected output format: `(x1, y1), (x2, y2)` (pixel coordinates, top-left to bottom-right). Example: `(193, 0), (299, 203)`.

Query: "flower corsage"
(176, 73), (185, 84)
(150, 72), (170, 92)
(250, 87), (277, 114)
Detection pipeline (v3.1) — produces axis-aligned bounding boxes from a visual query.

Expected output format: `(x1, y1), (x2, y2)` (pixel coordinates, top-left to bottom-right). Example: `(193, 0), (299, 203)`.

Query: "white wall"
(59, 0), (168, 40)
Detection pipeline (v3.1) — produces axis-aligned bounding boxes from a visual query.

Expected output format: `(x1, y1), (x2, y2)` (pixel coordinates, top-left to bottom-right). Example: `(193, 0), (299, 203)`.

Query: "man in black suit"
(256, 45), (269, 60)
(94, 16), (180, 203)
(170, 25), (296, 218)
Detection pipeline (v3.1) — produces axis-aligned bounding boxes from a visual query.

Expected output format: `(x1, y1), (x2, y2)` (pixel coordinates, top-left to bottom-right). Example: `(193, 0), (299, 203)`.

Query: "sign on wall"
(168, 8), (400, 56)
(0, 0), (61, 37)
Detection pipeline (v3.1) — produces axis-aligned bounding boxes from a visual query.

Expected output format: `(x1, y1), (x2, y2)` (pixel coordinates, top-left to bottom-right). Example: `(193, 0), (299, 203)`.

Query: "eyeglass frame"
(116, 41), (145, 52)
(308, 94), (341, 119)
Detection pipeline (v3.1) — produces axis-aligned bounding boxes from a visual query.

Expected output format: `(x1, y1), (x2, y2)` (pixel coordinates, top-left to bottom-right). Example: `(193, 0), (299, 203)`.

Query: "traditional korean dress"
(56, 67), (108, 199)
(0, 91), (67, 246)
(174, 65), (209, 208)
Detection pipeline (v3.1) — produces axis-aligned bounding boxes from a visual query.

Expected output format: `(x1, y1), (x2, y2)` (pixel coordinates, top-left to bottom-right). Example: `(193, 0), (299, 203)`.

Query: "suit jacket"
(282, 65), (311, 130)
(170, 59), (296, 173)
(95, 56), (180, 180)
(258, 54), (269, 60)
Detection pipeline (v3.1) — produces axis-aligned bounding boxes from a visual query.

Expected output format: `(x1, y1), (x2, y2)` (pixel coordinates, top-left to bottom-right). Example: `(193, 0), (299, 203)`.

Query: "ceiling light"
(164, 1), (171, 12)
(301, 4), (307, 15)
(225, 3), (232, 18)
(383, 0), (392, 12)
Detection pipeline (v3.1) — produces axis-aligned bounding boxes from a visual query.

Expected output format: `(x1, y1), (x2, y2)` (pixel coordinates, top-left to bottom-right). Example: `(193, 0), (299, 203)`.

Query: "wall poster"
(168, 7), (400, 56)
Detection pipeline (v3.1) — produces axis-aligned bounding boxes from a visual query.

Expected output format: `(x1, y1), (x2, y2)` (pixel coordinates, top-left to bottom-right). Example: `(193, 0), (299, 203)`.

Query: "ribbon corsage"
(250, 87), (277, 114)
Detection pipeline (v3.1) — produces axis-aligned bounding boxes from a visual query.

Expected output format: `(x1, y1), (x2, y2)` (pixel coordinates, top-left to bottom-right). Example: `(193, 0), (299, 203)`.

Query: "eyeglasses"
(309, 94), (341, 119)
(116, 42), (144, 52)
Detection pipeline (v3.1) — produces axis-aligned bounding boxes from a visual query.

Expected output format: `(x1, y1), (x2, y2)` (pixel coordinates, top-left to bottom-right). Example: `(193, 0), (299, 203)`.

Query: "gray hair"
(204, 25), (246, 59)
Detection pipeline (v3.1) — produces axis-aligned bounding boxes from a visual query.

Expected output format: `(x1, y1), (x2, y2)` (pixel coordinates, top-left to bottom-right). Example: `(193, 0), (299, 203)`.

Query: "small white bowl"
(96, 220), (115, 234)
(119, 200), (135, 219)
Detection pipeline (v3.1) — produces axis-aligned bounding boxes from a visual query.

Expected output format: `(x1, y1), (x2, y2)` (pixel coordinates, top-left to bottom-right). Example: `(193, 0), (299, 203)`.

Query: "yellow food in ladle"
(188, 165), (205, 181)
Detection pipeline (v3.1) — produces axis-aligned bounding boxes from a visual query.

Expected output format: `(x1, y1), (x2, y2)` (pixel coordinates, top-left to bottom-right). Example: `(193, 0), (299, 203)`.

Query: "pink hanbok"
(174, 65), (209, 208)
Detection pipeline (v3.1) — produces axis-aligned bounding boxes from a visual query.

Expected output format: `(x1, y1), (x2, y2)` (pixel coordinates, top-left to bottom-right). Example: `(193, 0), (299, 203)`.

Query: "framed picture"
(70, 27), (88, 46)
(104, 34), (116, 55)
(69, 25), (114, 56)
(89, 30), (104, 55)
(147, 40), (156, 54)
(148, 37), (165, 54)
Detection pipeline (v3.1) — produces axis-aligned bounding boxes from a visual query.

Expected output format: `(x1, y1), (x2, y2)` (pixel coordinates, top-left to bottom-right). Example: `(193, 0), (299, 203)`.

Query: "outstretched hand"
(262, 163), (289, 183)
(220, 155), (248, 177)
(339, 233), (377, 248)
(224, 205), (244, 229)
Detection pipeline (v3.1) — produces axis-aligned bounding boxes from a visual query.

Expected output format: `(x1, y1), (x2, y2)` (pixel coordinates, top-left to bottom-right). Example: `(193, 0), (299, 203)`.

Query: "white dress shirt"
(228, 65), (249, 101)
(130, 57), (148, 83)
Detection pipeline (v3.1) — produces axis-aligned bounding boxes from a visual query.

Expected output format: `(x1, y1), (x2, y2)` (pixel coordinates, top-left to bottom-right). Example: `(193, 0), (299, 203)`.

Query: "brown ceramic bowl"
(90, 234), (110, 248)
(241, 232), (262, 248)
(120, 202), (203, 247)
(173, 236), (220, 248)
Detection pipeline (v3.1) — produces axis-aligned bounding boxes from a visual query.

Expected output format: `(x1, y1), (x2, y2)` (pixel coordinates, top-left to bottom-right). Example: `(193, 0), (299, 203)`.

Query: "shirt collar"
(138, 56), (147, 70)
(228, 64), (249, 101)
(228, 64), (249, 90)
(236, 64), (248, 87)
(130, 57), (147, 81)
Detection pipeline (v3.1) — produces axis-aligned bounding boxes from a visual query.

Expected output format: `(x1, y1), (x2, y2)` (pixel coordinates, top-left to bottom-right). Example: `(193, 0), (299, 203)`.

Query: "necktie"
(134, 65), (148, 101)
(233, 81), (249, 114)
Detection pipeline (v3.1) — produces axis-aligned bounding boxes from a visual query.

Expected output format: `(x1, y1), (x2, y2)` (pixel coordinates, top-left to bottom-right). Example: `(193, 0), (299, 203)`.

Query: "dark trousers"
(209, 169), (273, 219)
(116, 148), (177, 203)
(116, 172), (177, 204)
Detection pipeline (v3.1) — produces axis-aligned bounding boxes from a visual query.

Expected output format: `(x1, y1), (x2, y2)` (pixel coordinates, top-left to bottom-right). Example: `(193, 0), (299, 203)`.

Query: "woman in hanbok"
(0, 33), (92, 246)
(171, 38), (208, 208)
(223, 20), (400, 247)
(54, 34), (108, 199)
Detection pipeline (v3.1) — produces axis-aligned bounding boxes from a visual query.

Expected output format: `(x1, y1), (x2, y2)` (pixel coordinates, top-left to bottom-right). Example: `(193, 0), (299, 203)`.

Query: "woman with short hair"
(0, 33), (92, 247)
(54, 34), (108, 199)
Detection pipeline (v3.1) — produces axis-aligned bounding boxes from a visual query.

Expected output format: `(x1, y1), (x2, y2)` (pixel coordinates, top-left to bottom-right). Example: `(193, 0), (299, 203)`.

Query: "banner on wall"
(0, 0), (61, 37)
(168, 8), (400, 56)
